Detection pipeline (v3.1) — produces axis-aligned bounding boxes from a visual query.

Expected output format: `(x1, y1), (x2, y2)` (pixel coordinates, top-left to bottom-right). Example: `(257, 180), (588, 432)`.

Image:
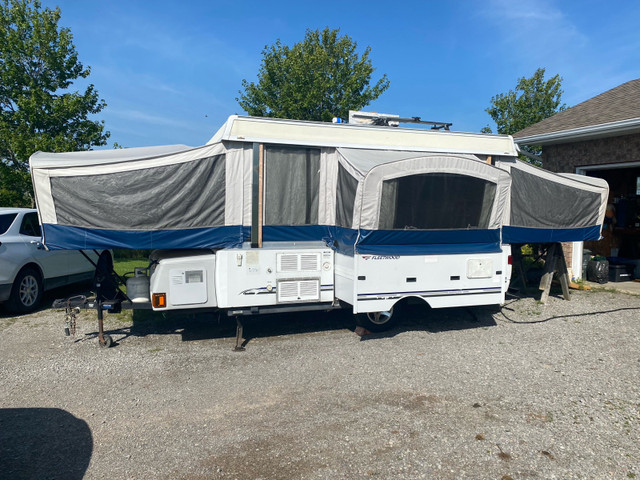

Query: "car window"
(19, 212), (42, 237)
(0, 213), (18, 235)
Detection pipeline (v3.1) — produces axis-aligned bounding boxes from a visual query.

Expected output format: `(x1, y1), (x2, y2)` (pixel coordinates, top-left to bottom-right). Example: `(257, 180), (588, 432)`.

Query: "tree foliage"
(484, 68), (565, 165)
(0, 0), (109, 207)
(485, 68), (565, 136)
(237, 27), (390, 122)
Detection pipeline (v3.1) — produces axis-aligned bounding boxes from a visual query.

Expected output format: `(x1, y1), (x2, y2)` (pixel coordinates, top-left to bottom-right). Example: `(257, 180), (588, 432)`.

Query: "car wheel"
(7, 267), (43, 313)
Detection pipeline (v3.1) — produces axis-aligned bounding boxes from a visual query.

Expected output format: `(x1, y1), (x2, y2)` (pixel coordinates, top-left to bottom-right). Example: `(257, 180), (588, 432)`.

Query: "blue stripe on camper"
(327, 226), (359, 255)
(262, 225), (331, 242)
(42, 224), (246, 250)
(258, 226), (502, 255)
(260, 225), (358, 255)
(355, 228), (502, 255)
(502, 225), (602, 243)
(44, 223), (506, 254)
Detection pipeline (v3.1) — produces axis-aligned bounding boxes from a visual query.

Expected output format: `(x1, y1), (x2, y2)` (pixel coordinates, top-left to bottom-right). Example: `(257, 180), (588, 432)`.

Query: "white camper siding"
(351, 251), (508, 313)
(149, 253), (217, 310)
(214, 243), (334, 309)
(334, 252), (356, 305)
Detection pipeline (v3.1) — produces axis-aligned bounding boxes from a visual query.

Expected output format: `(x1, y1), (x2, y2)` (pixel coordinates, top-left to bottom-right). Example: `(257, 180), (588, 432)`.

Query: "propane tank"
(126, 267), (150, 303)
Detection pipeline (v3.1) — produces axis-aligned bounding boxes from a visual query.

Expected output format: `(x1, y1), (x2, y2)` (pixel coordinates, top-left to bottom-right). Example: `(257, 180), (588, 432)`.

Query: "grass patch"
(111, 255), (149, 295)
(113, 257), (149, 280)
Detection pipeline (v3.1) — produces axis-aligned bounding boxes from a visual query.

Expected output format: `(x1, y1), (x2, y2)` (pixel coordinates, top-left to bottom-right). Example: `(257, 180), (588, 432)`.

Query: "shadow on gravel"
(129, 308), (358, 345)
(71, 308), (356, 347)
(0, 408), (93, 480)
(79, 300), (500, 348)
(356, 303), (498, 342)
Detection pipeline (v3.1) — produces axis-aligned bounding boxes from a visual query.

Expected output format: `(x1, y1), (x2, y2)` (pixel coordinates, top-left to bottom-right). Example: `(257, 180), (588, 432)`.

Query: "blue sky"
(42, 0), (640, 148)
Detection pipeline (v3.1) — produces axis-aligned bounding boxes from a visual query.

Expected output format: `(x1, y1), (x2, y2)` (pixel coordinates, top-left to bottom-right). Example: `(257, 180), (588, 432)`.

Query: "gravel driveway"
(1, 289), (639, 479)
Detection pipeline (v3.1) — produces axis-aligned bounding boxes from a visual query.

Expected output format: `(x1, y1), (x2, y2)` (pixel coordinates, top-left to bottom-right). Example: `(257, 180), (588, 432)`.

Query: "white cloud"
(484, 0), (564, 21)
(109, 109), (188, 128)
(480, 0), (588, 60)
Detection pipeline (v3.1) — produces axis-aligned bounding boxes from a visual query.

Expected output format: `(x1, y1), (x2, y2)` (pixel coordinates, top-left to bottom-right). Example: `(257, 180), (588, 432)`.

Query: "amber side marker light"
(152, 293), (167, 308)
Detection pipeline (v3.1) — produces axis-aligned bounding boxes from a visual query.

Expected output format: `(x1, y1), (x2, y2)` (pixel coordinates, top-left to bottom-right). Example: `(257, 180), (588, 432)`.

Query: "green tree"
(0, 0), (109, 207)
(484, 68), (565, 164)
(237, 27), (390, 122)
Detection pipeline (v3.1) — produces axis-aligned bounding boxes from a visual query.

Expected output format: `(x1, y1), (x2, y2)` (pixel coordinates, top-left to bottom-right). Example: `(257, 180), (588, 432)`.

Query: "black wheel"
(99, 334), (113, 348)
(355, 307), (396, 332)
(7, 267), (43, 313)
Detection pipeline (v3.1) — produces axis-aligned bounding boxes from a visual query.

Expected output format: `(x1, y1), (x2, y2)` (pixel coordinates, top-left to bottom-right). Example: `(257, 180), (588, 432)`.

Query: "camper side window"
(379, 173), (496, 230)
(264, 146), (320, 225)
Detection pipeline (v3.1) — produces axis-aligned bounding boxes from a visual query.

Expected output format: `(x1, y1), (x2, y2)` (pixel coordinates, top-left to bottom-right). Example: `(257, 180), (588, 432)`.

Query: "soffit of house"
(513, 78), (640, 145)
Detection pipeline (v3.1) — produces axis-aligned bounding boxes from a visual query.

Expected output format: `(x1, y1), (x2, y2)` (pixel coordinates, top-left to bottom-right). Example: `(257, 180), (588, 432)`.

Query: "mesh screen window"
(379, 173), (496, 230)
(264, 146), (320, 225)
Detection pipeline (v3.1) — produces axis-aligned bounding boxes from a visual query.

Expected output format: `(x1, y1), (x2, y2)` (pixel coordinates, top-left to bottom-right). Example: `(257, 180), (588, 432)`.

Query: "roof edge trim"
(514, 117), (640, 145)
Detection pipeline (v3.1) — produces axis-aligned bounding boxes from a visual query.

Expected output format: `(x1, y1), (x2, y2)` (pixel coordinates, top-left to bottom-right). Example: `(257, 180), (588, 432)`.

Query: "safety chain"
(64, 305), (80, 337)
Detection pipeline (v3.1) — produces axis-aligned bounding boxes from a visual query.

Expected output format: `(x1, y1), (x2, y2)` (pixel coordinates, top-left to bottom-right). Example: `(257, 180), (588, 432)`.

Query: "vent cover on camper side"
(277, 253), (321, 273)
(277, 279), (320, 303)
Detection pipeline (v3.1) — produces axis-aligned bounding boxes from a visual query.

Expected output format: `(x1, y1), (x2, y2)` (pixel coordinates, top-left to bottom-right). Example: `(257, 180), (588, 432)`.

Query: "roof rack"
(349, 112), (452, 130)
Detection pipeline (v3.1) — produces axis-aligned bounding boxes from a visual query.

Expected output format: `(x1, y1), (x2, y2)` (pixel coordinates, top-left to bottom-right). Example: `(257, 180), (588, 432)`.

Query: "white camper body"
(29, 115), (608, 329)
(148, 243), (511, 315)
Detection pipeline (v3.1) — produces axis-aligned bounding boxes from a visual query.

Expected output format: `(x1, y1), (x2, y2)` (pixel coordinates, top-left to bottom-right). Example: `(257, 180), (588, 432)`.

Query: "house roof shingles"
(513, 78), (640, 140)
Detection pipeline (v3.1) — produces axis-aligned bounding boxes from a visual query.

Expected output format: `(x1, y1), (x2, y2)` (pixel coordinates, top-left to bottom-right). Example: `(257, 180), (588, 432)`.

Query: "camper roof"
(30, 144), (193, 168)
(208, 115), (518, 157)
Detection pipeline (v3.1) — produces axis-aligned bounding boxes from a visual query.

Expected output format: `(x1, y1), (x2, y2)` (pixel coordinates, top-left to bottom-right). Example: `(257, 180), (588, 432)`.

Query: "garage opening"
(580, 163), (640, 280)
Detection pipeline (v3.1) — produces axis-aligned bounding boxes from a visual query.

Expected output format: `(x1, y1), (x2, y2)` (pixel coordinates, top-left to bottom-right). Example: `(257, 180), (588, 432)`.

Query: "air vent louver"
(277, 279), (320, 302)
(277, 253), (321, 273)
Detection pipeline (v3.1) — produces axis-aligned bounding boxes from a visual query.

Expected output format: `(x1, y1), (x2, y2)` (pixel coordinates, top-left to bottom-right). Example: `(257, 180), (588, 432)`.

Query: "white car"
(0, 208), (105, 313)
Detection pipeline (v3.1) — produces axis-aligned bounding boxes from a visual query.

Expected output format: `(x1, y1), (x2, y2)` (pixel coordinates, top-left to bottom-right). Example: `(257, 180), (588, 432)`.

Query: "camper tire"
(355, 308), (396, 332)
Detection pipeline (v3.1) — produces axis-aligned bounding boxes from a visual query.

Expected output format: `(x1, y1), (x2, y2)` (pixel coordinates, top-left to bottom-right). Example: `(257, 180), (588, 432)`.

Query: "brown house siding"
(541, 132), (640, 173)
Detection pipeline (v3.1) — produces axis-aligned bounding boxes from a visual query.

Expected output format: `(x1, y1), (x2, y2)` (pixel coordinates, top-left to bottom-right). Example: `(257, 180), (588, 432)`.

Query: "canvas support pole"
(258, 143), (264, 248)
(251, 143), (260, 248)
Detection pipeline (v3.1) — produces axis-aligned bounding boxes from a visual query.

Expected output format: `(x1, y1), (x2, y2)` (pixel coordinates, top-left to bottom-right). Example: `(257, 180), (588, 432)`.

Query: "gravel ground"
(1, 288), (639, 480)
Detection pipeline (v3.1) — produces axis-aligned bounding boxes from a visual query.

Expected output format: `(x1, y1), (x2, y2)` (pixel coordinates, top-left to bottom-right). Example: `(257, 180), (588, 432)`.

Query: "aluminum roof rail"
(350, 112), (452, 130)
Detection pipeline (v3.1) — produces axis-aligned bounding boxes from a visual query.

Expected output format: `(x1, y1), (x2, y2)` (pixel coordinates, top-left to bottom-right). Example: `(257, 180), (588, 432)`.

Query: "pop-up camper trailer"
(29, 115), (608, 340)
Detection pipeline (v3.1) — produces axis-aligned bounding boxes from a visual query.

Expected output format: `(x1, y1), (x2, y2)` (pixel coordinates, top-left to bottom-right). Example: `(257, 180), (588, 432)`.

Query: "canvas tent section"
(496, 159), (609, 243)
(334, 149), (512, 255)
(36, 115), (602, 254)
(30, 142), (249, 250)
(213, 115), (520, 248)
